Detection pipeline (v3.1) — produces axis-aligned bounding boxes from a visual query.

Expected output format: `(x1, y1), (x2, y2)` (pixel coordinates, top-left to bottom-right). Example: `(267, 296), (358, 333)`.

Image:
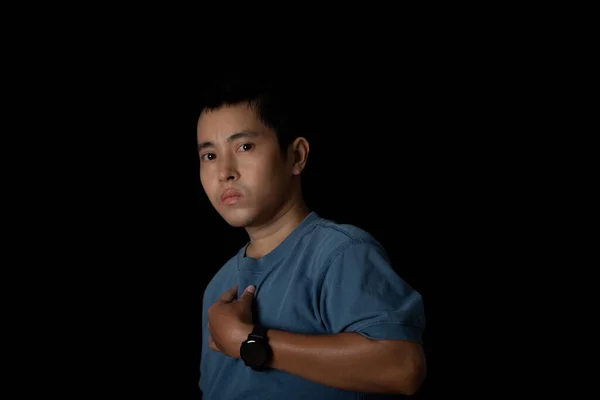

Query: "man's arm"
(264, 329), (426, 395)
(208, 237), (428, 395)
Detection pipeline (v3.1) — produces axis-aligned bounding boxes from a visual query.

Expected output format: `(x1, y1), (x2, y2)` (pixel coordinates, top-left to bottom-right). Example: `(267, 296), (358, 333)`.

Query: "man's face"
(197, 103), (293, 227)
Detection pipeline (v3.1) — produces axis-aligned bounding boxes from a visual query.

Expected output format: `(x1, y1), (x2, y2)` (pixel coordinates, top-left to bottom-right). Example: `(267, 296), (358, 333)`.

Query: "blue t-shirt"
(199, 212), (425, 399)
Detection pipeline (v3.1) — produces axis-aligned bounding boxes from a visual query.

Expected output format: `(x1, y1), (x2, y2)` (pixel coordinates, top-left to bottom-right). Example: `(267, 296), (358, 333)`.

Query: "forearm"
(265, 330), (420, 394)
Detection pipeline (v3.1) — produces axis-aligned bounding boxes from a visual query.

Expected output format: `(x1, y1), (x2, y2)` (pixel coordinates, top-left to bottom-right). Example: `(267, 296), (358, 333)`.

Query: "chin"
(219, 209), (256, 228)
(224, 218), (248, 228)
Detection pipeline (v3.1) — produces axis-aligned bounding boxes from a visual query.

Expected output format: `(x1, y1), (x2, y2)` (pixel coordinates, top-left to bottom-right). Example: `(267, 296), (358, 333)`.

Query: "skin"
(198, 103), (426, 395)
(197, 103), (310, 258)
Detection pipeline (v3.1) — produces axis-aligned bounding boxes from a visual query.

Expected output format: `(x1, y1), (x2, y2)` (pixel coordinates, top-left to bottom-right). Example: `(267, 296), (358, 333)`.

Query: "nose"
(217, 155), (239, 182)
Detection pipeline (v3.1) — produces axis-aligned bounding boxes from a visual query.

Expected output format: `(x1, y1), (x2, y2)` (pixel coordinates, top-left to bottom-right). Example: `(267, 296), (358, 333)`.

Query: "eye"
(200, 153), (215, 161)
(238, 143), (254, 152)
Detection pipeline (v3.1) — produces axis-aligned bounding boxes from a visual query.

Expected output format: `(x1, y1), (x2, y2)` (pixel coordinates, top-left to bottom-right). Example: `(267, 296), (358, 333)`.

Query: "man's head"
(197, 78), (310, 228)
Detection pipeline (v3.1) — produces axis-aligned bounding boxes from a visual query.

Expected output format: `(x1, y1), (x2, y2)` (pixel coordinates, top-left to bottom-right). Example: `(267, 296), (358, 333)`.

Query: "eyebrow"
(198, 130), (259, 151)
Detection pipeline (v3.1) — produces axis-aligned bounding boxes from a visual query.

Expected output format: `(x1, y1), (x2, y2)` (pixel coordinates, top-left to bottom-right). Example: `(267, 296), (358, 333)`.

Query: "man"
(197, 77), (426, 399)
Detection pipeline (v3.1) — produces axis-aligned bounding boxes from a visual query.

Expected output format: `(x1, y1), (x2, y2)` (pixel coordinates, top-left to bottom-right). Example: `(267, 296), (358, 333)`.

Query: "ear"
(289, 137), (309, 175)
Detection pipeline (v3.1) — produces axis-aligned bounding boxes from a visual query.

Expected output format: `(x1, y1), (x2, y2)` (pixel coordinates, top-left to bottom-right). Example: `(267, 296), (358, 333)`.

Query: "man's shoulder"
(298, 216), (388, 269)
(202, 251), (240, 301)
(310, 216), (382, 249)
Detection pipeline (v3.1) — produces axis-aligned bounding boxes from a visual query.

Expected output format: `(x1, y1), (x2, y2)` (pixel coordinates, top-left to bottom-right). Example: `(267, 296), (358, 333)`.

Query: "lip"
(220, 188), (243, 204)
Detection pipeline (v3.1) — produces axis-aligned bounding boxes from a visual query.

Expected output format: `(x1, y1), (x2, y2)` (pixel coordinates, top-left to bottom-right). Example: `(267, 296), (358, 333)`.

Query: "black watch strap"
(249, 324), (268, 340)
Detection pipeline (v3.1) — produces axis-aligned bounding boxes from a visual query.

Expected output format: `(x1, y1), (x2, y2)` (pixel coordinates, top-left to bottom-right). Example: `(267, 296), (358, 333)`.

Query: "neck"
(244, 195), (311, 259)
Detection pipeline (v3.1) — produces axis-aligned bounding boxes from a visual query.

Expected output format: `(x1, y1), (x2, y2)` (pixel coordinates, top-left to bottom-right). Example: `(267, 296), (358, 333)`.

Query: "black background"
(120, 73), (470, 398)
(32, 63), (497, 398)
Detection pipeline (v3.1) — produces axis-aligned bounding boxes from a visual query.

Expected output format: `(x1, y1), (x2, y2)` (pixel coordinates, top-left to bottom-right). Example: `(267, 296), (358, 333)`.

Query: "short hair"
(199, 75), (305, 158)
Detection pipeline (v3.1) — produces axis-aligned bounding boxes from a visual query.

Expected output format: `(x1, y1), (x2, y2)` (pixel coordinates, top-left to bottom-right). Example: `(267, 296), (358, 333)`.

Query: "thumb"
(239, 285), (255, 302)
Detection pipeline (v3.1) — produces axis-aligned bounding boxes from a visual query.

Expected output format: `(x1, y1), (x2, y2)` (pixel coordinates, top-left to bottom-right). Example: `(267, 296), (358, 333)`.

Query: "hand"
(207, 284), (255, 359)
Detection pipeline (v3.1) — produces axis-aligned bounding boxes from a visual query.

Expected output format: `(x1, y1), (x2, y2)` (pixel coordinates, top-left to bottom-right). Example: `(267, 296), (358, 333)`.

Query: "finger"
(218, 285), (239, 303)
(237, 285), (255, 303)
(208, 336), (220, 352)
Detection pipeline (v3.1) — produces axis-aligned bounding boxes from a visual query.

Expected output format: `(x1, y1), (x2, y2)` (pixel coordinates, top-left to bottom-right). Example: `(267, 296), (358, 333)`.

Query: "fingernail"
(245, 285), (255, 293)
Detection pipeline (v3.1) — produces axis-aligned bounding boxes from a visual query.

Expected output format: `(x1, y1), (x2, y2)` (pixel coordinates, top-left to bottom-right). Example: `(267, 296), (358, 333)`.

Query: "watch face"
(241, 339), (268, 366)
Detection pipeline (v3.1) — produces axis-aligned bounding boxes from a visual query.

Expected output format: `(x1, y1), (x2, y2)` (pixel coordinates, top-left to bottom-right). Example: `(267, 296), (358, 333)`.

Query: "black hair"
(199, 75), (304, 158)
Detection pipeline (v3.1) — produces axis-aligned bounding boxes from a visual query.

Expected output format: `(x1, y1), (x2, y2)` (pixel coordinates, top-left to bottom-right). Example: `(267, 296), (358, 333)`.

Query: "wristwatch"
(240, 324), (271, 371)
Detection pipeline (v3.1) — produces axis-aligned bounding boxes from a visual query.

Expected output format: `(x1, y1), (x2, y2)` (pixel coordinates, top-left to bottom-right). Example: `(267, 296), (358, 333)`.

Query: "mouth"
(220, 189), (244, 205)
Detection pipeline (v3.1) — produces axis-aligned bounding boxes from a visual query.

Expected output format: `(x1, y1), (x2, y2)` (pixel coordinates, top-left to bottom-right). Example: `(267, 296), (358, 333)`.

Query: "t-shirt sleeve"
(319, 240), (426, 344)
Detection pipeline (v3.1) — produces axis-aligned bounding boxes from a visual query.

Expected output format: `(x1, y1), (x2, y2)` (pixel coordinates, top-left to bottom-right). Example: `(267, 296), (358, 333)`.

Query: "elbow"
(400, 377), (425, 396)
(391, 353), (427, 395)
(398, 365), (426, 396)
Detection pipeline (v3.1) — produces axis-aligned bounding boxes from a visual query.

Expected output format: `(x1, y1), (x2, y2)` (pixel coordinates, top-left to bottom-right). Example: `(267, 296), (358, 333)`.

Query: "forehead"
(197, 104), (266, 141)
